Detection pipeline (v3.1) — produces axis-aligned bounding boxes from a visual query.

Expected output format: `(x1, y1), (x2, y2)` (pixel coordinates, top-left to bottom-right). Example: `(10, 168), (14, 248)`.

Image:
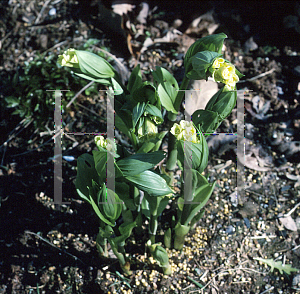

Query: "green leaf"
(205, 87), (237, 121)
(137, 131), (167, 153)
(73, 71), (112, 85)
(117, 151), (166, 176)
(127, 64), (143, 92)
(75, 154), (100, 203)
(115, 182), (136, 211)
(5, 96), (19, 108)
(177, 133), (209, 173)
(125, 170), (172, 197)
(111, 77), (124, 94)
(192, 109), (219, 134)
(93, 150), (107, 180)
(75, 50), (116, 79)
(132, 82), (157, 105)
(145, 104), (163, 124)
(152, 66), (178, 114)
(99, 185), (123, 222)
(186, 51), (222, 80)
(110, 221), (137, 246)
(183, 182), (216, 226)
(89, 186), (115, 226)
(254, 258), (299, 275)
(184, 33), (227, 72)
(132, 102), (147, 129)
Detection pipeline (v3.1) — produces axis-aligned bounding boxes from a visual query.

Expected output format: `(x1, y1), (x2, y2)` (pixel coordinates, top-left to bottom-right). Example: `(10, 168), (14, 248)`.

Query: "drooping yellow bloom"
(58, 48), (79, 68)
(211, 58), (239, 91)
(171, 120), (198, 143)
(211, 57), (225, 69)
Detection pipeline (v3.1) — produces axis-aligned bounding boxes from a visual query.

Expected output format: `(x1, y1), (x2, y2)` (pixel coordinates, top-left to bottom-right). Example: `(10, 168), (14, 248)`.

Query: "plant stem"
(166, 76), (190, 172)
(149, 213), (158, 244)
(174, 75), (190, 113)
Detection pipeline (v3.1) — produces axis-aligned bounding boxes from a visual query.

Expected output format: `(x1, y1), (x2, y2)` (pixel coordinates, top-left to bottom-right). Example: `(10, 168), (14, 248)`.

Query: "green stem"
(173, 75), (190, 112)
(149, 213), (158, 244)
(166, 76), (190, 172)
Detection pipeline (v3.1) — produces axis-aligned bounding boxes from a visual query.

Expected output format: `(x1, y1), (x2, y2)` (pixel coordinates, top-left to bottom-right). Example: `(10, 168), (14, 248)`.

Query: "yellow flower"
(58, 48), (79, 68)
(211, 57), (225, 69)
(95, 135), (107, 149)
(211, 61), (239, 90)
(171, 120), (198, 143)
(171, 123), (185, 141)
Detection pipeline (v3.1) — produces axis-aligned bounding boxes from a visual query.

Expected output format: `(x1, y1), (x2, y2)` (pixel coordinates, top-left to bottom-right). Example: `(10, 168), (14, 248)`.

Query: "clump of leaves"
(255, 258), (299, 275)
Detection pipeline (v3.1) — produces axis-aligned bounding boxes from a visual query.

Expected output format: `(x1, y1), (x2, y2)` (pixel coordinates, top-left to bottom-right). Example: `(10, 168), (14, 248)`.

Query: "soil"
(1, 1), (300, 293)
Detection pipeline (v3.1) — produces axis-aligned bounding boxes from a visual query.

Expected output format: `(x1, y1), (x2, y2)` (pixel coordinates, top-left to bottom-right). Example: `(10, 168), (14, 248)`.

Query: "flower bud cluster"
(58, 48), (79, 68)
(210, 58), (239, 91)
(170, 120), (198, 143)
(95, 136), (116, 153)
(138, 118), (158, 139)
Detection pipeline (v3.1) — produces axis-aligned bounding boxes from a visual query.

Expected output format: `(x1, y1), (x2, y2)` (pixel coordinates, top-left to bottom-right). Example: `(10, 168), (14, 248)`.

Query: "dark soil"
(1, 1), (300, 293)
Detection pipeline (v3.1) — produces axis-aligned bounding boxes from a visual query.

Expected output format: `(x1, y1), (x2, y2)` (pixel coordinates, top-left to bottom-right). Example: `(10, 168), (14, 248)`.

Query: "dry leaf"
(278, 213), (298, 231)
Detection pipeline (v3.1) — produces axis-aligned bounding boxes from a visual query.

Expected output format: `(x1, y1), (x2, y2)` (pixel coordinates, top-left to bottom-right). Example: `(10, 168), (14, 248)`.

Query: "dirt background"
(1, 1), (300, 293)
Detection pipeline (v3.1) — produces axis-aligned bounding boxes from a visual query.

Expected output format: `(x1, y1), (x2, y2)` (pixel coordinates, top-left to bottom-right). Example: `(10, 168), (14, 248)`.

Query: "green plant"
(254, 258), (299, 275)
(4, 39), (107, 131)
(59, 33), (243, 275)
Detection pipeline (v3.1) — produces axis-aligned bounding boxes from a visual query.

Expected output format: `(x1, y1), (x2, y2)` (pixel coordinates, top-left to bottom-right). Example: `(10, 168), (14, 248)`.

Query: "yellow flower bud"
(58, 49), (79, 68)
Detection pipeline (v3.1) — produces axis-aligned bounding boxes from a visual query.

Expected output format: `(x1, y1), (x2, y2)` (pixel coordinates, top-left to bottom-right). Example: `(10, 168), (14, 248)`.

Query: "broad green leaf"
(75, 50), (116, 79)
(177, 134), (208, 173)
(115, 181), (136, 210)
(132, 102), (147, 129)
(73, 72), (112, 85)
(98, 184), (123, 222)
(205, 87), (237, 121)
(132, 82), (157, 105)
(192, 109), (219, 134)
(137, 131), (167, 153)
(93, 150), (107, 180)
(183, 182), (216, 226)
(75, 154), (100, 203)
(125, 170), (172, 197)
(145, 104), (163, 124)
(117, 151), (166, 176)
(89, 186), (115, 226)
(152, 66), (178, 114)
(127, 64), (143, 92)
(184, 33), (227, 72)
(111, 77), (124, 94)
(110, 221), (137, 246)
(186, 51), (222, 80)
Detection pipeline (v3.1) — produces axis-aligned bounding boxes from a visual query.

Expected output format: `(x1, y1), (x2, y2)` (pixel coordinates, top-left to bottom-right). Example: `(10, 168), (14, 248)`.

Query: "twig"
(238, 68), (276, 83)
(66, 81), (94, 108)
(35, 0), (52, 25)
(24, 230), (86, 265)
(283, 202), (300, 217)
(260, 286), (274, 294)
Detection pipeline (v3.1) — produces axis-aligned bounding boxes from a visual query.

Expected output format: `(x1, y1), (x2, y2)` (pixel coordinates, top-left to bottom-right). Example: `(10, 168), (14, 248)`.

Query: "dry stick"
(66, 81), (94, 108)
(34, 0), (52, 25)
(238, 68), (276, 83)
(24, 230), (87, 265)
